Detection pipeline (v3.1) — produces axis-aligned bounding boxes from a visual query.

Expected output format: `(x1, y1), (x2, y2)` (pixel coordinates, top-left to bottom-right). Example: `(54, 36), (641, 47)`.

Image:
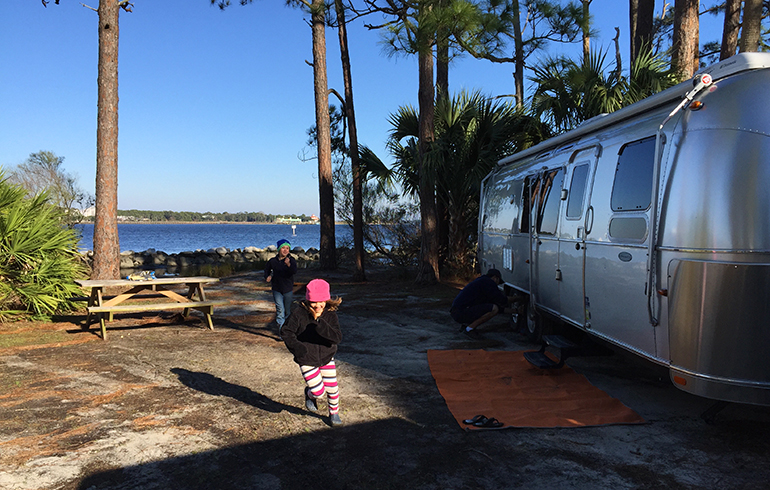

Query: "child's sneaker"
(330, 413), (342, 426)
(304, 388), (318, 412)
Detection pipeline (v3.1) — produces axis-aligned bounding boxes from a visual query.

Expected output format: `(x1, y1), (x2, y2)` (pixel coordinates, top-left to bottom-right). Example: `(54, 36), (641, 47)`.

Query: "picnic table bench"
(75, 276), (228, 340)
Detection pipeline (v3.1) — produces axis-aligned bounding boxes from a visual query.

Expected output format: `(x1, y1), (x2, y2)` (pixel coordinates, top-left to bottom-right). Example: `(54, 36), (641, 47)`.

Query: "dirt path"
(1, 266), (770, 489)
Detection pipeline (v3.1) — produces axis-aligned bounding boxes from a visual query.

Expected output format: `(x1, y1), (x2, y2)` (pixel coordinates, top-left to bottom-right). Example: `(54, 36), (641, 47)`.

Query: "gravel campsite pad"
(2, 267), (770, 489)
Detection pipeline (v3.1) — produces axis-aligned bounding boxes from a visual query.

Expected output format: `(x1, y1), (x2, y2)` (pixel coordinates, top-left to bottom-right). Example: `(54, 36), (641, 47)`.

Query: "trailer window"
(609, 217), (648, 240)
(566, 164), (589, 218)
(611, 137), (655, 211)
(483, 184), (521, 234)
(537, 169), (564, 235)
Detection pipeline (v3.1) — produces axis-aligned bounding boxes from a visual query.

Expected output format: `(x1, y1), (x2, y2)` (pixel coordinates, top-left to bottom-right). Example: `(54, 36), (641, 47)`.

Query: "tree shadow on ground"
(170, 368), (308, 417)
(76, 418), (500, 490)
(214, 317), (282, 341)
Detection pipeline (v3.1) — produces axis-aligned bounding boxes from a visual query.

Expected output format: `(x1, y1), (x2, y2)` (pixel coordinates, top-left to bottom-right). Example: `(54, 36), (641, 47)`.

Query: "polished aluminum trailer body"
(479, 53), (770, 405)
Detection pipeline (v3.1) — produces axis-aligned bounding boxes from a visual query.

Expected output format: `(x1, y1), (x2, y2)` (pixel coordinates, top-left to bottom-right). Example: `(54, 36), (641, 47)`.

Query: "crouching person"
(450, 268), (510, 340)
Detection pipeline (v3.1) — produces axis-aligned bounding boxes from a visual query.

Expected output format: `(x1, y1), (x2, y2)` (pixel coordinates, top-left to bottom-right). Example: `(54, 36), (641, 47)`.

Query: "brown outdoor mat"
(427, 349), (646, 430)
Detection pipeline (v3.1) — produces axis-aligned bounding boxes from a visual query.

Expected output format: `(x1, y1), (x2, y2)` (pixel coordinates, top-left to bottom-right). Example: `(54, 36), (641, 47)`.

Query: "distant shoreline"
(80, 221), (324, 225)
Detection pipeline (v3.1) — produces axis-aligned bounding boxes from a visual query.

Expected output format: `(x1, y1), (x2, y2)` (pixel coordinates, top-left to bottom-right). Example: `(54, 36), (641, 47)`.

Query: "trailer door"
(558, 155), (595, 327)
(528, 167), (565, 316)
(584, 137), (657, 357)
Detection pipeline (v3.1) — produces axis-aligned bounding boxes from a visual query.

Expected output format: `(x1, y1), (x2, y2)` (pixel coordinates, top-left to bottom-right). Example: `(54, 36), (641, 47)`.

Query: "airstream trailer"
(478, 53), (770, 407)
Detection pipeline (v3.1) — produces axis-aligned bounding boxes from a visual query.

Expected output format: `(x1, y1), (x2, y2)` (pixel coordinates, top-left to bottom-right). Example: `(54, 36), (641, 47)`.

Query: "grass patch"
(0, 329), (78, 349)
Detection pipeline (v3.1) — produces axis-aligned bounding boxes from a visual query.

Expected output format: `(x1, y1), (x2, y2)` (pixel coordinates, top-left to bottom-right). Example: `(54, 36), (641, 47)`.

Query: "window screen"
(611, 137), (655, 212)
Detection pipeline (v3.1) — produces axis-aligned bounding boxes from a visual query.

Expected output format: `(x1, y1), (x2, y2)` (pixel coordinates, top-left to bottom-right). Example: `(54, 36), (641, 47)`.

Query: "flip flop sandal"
(474, 417), (503, 428)
(463, 415), (487, 425)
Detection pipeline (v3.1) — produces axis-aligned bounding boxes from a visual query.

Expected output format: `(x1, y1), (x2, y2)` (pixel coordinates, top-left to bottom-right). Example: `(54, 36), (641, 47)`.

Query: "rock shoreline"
(79, 245), (320, 273)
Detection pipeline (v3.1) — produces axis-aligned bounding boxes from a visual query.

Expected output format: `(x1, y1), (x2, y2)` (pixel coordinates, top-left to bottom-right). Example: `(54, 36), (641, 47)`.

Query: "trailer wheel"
(523, 301), (544, 343)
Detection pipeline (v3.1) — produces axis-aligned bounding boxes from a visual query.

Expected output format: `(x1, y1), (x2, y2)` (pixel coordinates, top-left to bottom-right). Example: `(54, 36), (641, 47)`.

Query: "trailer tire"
(524, 302), (544, 343)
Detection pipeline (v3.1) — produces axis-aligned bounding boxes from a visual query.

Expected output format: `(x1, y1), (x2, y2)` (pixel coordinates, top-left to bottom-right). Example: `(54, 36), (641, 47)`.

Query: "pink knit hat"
(305, 279), (331, 302)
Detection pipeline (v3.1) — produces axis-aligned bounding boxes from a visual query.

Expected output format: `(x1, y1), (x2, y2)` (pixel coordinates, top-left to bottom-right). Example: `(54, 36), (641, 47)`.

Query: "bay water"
(75, 223), (354, 254)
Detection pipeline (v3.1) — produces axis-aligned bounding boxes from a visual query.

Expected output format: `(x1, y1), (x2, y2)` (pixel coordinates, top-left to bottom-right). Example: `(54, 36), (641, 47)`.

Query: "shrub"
(0, 171), (88, 319)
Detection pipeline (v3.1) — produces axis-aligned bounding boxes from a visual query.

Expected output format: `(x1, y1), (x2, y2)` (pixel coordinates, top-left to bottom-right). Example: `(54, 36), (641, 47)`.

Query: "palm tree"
(530, 48), (676, 134)
(0, 170), (87, 318)
(431, 91), (546, 269)
(386, 91), (548, 271)
(624, 45), (677, 104)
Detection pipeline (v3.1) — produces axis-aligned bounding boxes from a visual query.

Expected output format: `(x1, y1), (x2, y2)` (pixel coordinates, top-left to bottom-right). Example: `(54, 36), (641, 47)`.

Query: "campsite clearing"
(1, 266), (770, 489)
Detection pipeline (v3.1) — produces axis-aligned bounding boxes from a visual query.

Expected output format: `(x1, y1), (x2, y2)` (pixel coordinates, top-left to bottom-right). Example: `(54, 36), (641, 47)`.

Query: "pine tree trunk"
(436, 34), (449, 101)
(671, 0), (699, 80)
(739, 0), (762, 53)
(630, 0), (638, 62)
(435, 31), (449, 270)
(417, 46), (439, 284)
(720, 0), (741, 60)
(512, 0), (524, 109)
(92, 0), (120, 280)
(334, 0), (364, 281)
(312, 0), (337, 270)
(581, 0), (591, 64)
(631, 0), (654, 65)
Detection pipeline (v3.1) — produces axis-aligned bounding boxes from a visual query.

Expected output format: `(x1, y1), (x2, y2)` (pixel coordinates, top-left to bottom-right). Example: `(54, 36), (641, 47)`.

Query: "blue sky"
(0, 1), (721, 215)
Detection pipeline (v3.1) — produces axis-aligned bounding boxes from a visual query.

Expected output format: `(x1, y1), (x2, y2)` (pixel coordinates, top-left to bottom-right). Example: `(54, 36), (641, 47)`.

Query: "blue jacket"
(264, 254), (297, 294)
(451, 275), (507, 311)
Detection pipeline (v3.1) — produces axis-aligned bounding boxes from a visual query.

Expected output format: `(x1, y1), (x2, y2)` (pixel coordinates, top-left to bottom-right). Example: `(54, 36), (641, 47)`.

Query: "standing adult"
(264, 238), (298, 329)
(450, 268), (511, 339)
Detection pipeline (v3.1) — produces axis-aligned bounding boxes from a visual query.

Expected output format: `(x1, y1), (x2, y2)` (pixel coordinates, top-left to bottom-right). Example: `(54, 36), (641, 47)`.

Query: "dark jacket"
(264, 254), (297, 294)
(282, 307), (342, 367)
(451, 275), (508, 311)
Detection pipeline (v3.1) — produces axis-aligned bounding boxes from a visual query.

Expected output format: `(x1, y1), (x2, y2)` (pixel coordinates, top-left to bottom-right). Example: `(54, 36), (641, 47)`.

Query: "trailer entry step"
(524, 335), (579, 370)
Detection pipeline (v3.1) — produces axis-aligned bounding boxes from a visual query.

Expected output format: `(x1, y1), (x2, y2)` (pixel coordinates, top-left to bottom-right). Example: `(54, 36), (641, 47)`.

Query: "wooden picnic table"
(75, 276), (228, 340)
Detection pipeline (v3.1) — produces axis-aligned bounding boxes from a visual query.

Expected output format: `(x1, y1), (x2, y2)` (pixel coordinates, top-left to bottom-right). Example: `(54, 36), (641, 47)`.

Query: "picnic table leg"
(183, 283), (208, 318)
(83, 287), (104, 331)
(196, 285), (215, 330)
(183, 284), (195, 317)
(184, 284), (215, 330)
(204, 309), (215, 330)
(95, 288), (108, 340)
(83, 288), (98, 330)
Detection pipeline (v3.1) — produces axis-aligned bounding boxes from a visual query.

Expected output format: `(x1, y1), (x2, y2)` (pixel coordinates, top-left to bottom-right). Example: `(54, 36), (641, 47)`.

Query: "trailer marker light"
(673, 376), (687, 386)
(689, 101), (704, 111)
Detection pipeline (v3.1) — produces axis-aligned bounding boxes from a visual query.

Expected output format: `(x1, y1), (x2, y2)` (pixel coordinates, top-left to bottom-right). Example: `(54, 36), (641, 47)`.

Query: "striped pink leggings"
(301, 361), (339, 414)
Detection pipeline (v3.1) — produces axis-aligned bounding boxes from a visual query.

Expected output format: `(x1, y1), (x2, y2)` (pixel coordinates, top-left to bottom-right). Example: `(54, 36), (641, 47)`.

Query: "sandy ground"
(1, 265), (770, 490)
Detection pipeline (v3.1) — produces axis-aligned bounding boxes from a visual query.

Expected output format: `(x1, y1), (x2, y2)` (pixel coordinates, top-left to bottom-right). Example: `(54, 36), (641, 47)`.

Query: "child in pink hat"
(281, 279), (344, 426)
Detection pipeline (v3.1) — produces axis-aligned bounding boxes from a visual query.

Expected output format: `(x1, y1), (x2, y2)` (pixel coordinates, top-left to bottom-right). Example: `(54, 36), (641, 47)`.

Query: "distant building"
(309, 214), (319, 223)
(276, 217), (302, 224)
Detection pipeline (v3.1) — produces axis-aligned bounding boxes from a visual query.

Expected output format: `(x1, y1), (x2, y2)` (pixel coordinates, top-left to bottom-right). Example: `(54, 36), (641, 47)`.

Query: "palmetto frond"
(0, 169), (86, 316)
(530, 47), (674, 134)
